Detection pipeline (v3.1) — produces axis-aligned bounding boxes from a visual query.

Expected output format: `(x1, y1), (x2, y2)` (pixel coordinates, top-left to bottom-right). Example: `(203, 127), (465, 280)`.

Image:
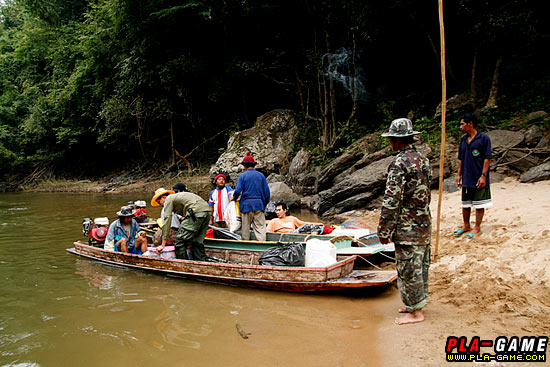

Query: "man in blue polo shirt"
(454, 113), (492, 239)
(232, 152), (270, 241)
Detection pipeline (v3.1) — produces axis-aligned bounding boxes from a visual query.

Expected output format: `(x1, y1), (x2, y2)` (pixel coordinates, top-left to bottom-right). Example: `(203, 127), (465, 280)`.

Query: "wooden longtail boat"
(67, 241), (397, 293)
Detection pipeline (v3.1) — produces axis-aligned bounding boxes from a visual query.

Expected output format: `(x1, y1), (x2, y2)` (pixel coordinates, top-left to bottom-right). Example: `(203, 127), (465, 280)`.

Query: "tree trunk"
(170, 120), (176, 167)
(485, 55), (503, 109)
(470, 49), (478, 109)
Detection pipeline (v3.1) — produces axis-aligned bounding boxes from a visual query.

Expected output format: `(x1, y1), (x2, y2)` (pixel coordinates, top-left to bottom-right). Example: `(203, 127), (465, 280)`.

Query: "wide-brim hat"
(241, 151), (257, 166)
(117, 205), (136, 217)
(151, 188), (175, 207)
(381, 118), (421, 137)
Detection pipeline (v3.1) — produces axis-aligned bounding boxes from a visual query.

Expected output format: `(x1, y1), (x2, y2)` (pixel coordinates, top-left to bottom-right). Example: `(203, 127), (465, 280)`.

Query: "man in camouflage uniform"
(377, 118), (432, 325)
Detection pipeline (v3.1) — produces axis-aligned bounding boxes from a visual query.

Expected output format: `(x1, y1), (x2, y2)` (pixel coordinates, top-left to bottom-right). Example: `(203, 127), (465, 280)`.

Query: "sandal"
(465, 232), (481, 239)
(452, 229), (468, 237)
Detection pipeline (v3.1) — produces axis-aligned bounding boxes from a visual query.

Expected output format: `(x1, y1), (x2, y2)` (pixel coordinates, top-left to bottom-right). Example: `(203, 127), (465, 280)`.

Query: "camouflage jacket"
(378, 146), (432, 246)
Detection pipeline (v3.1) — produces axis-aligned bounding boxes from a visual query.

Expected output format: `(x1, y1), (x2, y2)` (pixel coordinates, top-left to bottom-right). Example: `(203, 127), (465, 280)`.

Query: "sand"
(359, 178), (550, 366)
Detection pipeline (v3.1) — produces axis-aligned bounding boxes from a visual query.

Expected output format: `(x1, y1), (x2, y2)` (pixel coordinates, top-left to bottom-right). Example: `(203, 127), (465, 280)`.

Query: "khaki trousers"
(241, 210), (266, 241)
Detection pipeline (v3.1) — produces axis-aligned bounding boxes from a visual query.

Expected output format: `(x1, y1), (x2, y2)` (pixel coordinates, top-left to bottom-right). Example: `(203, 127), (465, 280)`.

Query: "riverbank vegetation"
(1, 0), (548, 186)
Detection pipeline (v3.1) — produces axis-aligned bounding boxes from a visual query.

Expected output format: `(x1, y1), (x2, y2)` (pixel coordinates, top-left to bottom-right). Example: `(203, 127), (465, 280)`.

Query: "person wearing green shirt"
(154, 188), (212, 261)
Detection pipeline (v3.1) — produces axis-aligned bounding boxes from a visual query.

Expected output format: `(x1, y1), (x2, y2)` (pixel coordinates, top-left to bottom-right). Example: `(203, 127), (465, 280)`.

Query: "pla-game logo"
(445, 336), (548, 363)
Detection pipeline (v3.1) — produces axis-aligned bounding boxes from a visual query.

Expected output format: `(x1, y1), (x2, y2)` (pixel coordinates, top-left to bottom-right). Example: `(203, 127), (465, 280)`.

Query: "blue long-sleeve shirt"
(233, 169), (270, 213)
(105, 218), (140, 251)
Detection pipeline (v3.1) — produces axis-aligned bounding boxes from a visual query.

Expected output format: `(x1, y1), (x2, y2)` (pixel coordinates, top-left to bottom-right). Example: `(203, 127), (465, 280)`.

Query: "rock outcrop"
(520, 162), (550, 183)
(268, 181), (301, 208)
(209, 109), (298, 181)
(210, 108), (550, 218)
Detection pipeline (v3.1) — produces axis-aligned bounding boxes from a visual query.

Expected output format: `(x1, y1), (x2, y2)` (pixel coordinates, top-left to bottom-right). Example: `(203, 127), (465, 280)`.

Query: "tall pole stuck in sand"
(435, 0), (446, 259)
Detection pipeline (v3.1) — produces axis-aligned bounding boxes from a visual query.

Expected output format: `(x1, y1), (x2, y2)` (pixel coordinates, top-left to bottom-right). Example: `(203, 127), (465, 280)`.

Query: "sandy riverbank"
(356, 178), (550, 366)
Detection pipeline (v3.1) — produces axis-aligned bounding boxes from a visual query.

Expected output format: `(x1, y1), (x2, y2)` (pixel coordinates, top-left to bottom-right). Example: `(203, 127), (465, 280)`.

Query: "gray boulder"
(524, 125), (543, 147)
(292, 170), (319, 196)
(520, 162), (550, 183)
(536, 135), (550, 148)
(434, 93), (472, 117)
(266, 173), (285, 184)
(287, 149), (318, 195)
(209, 109), (298, 181)
(316, 156), (394, 216)
(268, 181), (301, 208)
(500, 150), (540, 172)
(443, 176), (459, 193)
(316, 132), (384, 191)
(525, 111), (549, 123)
(288, 149), (310, 179)
(487, 130), (524, 151)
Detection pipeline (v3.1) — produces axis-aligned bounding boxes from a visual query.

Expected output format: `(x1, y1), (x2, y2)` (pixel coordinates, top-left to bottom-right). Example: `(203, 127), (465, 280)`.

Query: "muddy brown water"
(0, 192), (397, 366)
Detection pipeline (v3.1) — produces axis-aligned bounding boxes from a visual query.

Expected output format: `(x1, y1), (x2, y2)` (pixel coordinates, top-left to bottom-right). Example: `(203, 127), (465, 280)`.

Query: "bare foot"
(395, 310), (424, 325)
(398, 308), (408, 313)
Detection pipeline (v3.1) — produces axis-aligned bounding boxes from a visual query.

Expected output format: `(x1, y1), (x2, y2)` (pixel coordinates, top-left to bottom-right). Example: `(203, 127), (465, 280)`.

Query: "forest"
(0, 0), (548, 181)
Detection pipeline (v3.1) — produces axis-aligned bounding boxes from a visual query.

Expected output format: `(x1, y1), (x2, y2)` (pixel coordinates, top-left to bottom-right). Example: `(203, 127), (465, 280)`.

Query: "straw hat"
(151, 188), (175, 207)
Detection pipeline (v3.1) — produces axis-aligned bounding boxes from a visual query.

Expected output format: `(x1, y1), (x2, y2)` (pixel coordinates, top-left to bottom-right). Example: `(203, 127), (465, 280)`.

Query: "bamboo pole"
(435, 0), (447, 259)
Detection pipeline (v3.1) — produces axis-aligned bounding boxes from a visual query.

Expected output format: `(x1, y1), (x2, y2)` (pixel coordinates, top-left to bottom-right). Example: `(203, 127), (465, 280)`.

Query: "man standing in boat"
(208, 174), (234, 228)
(231, 152), (270, 241)
(378, 118), (432, 325)
(155, 186), (212, 261)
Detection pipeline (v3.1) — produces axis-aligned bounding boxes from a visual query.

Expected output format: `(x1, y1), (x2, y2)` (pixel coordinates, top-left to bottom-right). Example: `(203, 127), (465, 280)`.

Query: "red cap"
(213, 174), (227, 183)
(241, 152), (257, 166)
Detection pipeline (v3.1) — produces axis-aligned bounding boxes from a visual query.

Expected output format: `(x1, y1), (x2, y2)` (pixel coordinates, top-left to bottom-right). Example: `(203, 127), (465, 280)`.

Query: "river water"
(0, 192), (397, 367)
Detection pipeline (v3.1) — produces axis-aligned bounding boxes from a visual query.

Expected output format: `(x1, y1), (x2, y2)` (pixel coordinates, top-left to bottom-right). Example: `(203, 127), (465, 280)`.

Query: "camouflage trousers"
(395, 244), (430, 312)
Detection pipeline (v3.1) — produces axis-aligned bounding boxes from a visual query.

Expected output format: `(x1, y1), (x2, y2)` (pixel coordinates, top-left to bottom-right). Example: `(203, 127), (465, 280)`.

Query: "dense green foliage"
(0, 0), (548, 178)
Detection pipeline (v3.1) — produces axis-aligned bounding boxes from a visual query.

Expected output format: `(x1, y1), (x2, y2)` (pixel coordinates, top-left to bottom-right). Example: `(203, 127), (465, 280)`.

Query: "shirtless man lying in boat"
(266, 202), (322, 234)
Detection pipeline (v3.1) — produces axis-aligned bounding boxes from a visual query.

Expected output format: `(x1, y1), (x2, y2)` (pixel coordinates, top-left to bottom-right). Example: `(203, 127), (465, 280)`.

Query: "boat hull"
(67, 242), (397, 293)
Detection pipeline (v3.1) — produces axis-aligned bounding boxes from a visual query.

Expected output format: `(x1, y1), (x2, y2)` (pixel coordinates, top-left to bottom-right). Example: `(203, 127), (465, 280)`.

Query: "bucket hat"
(117, 205), (136, 217)
(151, 188), (175, 207)
(381, 118), (421, 138)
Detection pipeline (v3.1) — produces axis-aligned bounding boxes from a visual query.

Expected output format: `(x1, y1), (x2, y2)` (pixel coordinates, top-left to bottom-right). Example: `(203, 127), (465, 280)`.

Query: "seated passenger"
(105, 206), (148, 254)
(266, 202), (321, 234)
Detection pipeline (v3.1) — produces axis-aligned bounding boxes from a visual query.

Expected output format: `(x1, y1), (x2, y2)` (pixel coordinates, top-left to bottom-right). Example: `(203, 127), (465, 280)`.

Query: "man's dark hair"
(173, 183), (187, 193)
(275, 201), (289, 214)
(393, 135), (415, 145)
(461, 112), (478, 128)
